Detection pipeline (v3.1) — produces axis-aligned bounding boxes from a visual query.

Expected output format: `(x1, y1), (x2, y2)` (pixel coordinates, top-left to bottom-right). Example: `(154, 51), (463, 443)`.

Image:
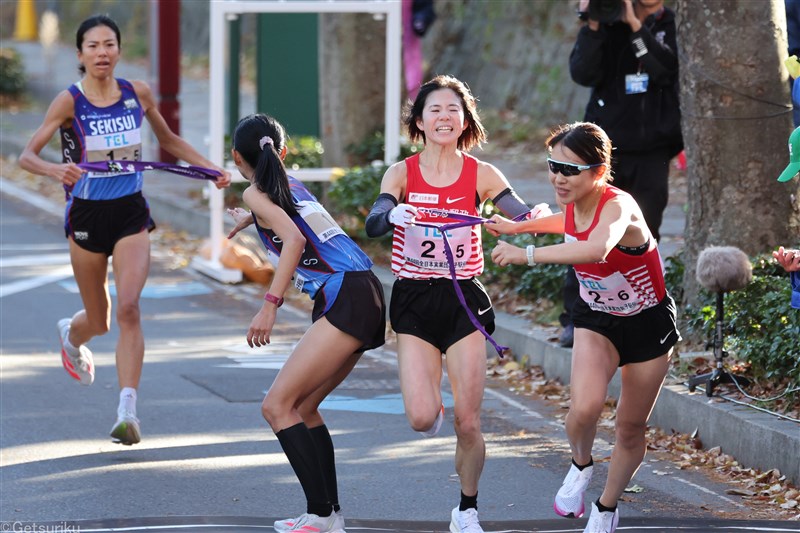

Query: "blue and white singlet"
(253, 177), (374, 313)
(60, 78), (144, 201)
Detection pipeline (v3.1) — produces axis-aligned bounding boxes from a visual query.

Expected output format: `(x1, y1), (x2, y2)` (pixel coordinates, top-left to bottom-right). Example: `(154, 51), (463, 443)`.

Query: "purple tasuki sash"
(77, 160), (222, 180)
(414, 208), (528, 357)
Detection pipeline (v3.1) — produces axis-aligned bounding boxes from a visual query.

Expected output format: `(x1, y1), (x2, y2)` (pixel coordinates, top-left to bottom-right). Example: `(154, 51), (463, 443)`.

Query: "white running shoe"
(274, 511), (344, 532)
(418, 404), (445, 438)
(583, 502), (619, 533)
(285, 512), (344, 533)
(110, 410), (141, 445)
(57, 318), (94, 385)
(554, 462), (593, 518)
(449, 506), (483, 533)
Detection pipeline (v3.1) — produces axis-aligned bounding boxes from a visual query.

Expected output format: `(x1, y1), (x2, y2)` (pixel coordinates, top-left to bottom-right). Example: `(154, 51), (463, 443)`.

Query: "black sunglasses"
(547, 158), (603, 176)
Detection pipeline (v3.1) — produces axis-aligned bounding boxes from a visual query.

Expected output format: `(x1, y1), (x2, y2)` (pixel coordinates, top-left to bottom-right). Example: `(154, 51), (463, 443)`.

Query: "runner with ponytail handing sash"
(227, 113), (386, 533)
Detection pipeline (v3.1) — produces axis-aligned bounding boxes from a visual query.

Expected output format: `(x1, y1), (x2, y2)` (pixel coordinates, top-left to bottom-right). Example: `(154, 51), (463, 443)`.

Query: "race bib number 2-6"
(578, 271), (645, 316)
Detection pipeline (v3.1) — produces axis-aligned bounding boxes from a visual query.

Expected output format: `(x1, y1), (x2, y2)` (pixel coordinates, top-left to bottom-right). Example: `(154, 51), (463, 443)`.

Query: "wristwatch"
(264, 292), (284, 307)
(577, 10), (589, 21)
(526, 245), (536, 266)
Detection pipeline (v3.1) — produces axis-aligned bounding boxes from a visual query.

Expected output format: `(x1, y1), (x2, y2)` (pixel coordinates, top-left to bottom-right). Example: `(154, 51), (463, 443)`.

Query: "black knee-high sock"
(309, 424), (340, 513)
(276, 422), (332, 517)
(459, 491), (478, 511)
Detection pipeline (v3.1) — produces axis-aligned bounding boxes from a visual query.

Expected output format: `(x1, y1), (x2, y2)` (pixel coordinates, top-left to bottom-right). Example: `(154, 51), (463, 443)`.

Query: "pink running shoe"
(554, 462), (593, 518)
(57, 318), (94, 385)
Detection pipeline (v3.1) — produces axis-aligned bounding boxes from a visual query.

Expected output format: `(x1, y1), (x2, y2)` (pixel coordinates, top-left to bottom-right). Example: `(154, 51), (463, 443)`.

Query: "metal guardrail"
(225, 162), (340, 183)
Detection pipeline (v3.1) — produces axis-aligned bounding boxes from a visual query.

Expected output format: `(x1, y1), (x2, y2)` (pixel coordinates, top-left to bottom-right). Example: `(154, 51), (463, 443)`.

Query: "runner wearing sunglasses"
(489, 122), (679, 533)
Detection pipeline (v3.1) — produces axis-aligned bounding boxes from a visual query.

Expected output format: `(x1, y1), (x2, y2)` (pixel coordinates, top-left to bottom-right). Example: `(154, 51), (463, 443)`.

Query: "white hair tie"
(259, 136), (274, 150)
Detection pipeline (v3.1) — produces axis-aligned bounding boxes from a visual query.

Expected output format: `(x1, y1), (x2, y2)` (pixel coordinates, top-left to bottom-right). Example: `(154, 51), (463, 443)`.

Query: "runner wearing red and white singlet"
(489, 122), (679, 533)
(365, 75), (551, 532)
(392, 153), (483, 279)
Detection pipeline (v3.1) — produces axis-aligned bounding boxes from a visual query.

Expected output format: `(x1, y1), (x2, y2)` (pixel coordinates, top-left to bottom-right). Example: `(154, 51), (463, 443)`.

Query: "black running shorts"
(312, 270), (386, 352)
(390, 277), (495, 353)
(571, 293), (680, 366)
(66, 192), (155, 256)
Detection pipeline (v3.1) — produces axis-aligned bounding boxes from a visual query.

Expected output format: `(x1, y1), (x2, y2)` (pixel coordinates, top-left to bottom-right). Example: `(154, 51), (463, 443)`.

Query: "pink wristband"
(264, 293), (284, 307)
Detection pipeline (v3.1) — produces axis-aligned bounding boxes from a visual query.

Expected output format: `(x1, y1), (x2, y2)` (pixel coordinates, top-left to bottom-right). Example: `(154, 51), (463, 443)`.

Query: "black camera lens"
(588, 0), (623, 23)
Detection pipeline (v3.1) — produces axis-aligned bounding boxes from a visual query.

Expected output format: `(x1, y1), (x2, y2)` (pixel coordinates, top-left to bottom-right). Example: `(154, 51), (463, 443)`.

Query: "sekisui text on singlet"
(60, 78), (144, 200)
(566, 185), (667, 316)
(391, 153), (483, 280)
(253, 177), (373, 307)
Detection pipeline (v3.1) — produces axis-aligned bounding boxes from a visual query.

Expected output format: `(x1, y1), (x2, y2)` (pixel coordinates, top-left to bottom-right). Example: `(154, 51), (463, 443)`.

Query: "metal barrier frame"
(192, 0), (402, 282)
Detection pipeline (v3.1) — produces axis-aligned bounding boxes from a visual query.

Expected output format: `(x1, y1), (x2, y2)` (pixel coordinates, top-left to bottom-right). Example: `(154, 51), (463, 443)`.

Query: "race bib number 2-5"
(402, 224), (471, 272)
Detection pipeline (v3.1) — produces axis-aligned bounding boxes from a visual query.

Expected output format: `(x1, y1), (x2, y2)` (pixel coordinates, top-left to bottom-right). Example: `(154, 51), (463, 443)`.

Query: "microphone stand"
(686, 291), (750, 397)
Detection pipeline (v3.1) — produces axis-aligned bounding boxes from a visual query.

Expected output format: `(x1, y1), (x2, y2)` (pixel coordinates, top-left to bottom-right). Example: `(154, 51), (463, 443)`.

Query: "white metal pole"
(385, 0), (401, 165)
(191, 0), (242, 283)
(209, 1), (225, 266)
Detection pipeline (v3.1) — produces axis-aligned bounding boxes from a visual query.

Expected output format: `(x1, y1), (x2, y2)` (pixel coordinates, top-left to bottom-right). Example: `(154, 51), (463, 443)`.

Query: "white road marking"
(0, 265), (74, 298)
(484, 387), (544, 419)
(672, 475), (745, 507)
(0, 253), (71, 267)
(0, 243), (66, 251)
(0, 177), (62, 217)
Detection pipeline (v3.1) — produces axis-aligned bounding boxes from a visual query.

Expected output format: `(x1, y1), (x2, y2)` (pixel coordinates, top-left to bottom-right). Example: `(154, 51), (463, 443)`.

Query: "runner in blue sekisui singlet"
(60, 78), (144, 201)
(18, 15), (230, 447)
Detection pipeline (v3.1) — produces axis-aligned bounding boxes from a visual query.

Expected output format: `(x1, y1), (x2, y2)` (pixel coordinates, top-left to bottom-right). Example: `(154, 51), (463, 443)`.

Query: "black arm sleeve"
(492, 187), (530, 219)
(365, 193), (398, 238)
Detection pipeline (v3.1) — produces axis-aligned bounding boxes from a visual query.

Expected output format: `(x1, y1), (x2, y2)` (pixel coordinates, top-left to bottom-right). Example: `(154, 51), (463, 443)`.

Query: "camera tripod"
(686, 291), (749, 397)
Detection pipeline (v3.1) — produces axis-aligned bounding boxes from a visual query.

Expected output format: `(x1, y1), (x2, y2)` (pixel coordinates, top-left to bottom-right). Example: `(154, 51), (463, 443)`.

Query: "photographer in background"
(557, 0), (682, 348)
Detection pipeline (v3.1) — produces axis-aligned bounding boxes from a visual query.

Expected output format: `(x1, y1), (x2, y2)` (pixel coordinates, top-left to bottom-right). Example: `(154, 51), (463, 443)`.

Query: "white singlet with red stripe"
(392, 153), (483, 279)
(566, 185), (667, 316)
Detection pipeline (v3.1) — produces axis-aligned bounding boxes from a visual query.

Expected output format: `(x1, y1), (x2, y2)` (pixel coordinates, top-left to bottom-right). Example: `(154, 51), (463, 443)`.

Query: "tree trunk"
(677, 0), (799, 305)
(319, 13), (388, 167)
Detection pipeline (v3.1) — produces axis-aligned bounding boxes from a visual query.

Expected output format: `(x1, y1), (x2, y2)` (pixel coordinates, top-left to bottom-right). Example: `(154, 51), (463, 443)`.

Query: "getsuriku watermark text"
(0, 522), (80, 533)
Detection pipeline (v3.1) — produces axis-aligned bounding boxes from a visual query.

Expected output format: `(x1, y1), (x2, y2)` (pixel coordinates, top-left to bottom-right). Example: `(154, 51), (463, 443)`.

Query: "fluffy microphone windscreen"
(695, 246), (753, 293)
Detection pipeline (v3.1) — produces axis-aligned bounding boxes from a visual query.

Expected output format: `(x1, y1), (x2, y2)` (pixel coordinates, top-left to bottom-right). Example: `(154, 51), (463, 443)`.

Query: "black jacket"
(569, 7), (683, 156)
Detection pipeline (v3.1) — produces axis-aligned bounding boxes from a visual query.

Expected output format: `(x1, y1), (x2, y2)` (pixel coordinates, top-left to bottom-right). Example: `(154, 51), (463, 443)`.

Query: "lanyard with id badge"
(625, 67), (649, 95)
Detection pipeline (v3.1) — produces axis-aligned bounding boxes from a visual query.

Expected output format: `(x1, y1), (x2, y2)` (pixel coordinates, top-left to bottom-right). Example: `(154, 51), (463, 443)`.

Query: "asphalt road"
(0, 189), (796, 532)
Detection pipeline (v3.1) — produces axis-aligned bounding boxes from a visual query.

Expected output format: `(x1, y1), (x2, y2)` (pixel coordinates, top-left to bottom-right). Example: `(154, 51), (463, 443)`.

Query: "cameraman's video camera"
(588, 0), (629, 23)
